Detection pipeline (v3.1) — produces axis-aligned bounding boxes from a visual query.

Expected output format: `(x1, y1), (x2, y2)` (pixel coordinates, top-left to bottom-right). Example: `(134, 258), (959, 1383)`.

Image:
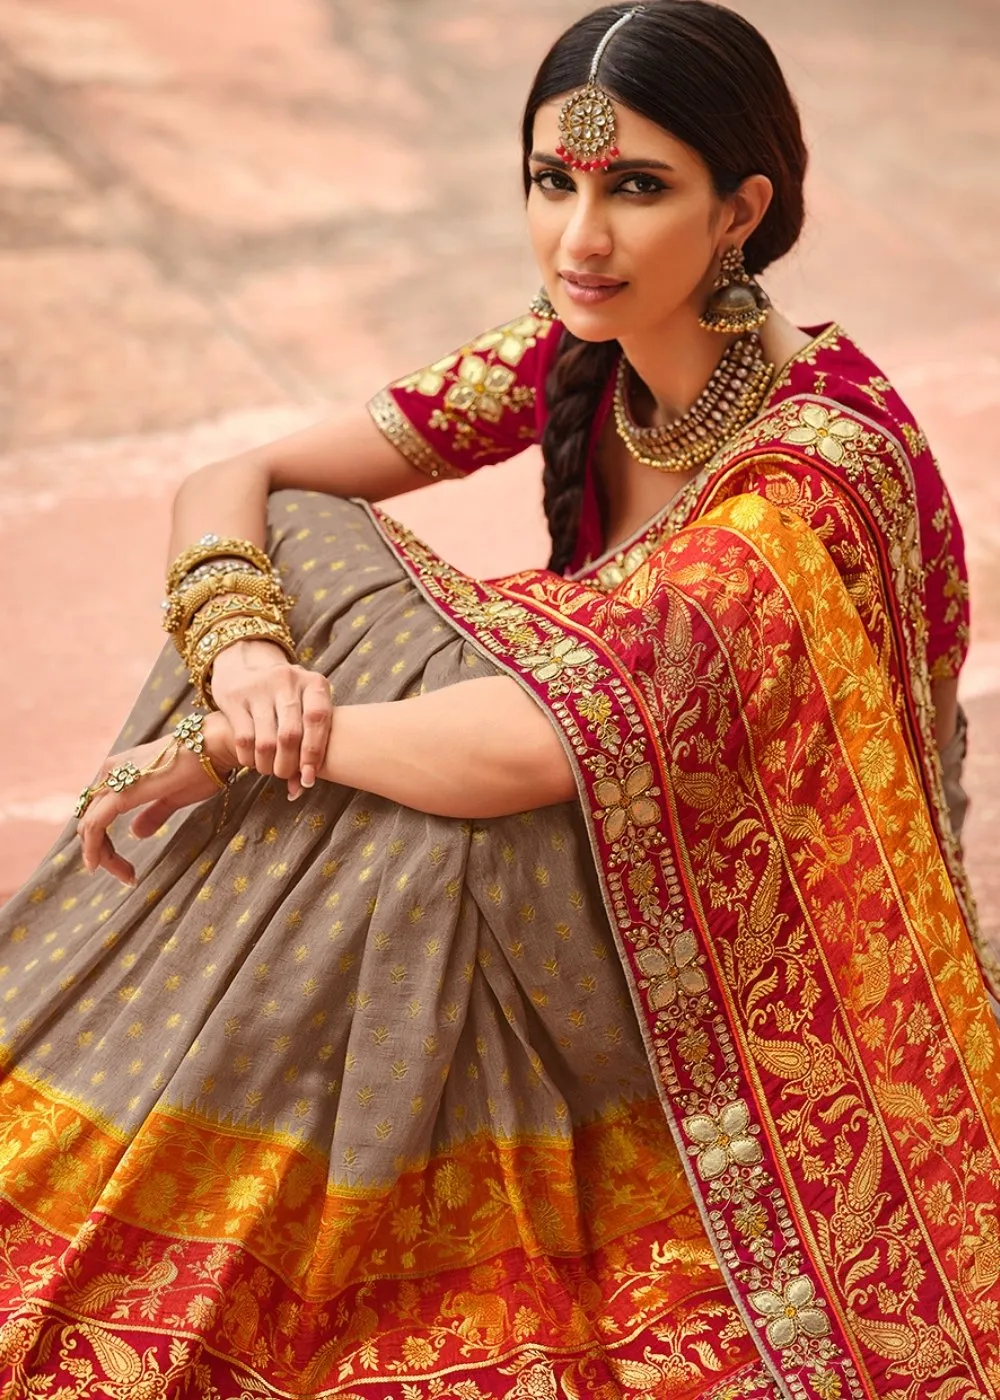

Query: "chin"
(554, 303), (627, 343)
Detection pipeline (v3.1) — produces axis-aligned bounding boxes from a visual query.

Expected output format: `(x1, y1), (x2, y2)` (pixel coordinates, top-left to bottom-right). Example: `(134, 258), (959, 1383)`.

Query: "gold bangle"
(185, 593), (286, 643)
(166, 535), (273, 595)
(183, 610), (286, 671)
(163, 570), (291, 645)
(187, 617), (297, 709)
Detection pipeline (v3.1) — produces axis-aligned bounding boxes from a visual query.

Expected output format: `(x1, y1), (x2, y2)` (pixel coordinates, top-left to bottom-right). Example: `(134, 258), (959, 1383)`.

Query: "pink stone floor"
(1, 0), (998, 941)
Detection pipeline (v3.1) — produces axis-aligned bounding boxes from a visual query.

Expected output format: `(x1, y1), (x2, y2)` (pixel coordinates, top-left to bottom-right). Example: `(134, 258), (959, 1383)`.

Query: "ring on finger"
(74, 786), (94, 820)
(106, 761), (142, 793)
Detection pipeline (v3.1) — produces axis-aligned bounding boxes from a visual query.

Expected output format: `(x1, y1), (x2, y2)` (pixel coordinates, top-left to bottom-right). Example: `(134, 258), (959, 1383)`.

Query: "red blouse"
(367, 312), (969, 680)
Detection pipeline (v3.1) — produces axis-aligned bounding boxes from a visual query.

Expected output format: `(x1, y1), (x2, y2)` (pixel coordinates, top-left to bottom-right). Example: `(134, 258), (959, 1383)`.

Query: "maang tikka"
(556, 6), (646, 172)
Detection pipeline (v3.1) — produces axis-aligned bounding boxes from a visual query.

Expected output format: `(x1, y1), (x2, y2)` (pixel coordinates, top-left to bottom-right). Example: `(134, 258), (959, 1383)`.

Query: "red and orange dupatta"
(373, 381), (1000, 1400)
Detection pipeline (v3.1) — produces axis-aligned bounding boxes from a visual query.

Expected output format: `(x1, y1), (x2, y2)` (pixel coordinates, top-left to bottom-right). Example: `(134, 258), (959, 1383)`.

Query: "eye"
(530, 169), (575, 195)
(616, 174), (668, 196)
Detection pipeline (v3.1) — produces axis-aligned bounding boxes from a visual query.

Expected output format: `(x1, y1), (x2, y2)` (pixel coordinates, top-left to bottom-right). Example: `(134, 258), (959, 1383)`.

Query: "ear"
(719, 174), (774, 247)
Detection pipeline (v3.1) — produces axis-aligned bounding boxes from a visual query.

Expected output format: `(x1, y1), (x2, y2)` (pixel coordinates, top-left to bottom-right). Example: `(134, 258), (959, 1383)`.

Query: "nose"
(560, 185), (614, 264)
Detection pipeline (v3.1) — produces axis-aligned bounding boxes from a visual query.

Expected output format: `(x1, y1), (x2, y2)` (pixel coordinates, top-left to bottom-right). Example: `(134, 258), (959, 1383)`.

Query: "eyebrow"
(530, 151), (675, 173)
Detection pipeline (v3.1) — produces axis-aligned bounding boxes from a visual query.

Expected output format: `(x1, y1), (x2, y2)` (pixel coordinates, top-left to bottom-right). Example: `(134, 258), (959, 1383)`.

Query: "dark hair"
(522, 1), (808, 573)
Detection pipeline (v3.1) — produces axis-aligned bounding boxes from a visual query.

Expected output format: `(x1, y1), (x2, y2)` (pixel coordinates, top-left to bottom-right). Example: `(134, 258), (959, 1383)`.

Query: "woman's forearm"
(318, 676), (576, 818)
(167, 407), (439, 564)
(169, 449), (271, 560)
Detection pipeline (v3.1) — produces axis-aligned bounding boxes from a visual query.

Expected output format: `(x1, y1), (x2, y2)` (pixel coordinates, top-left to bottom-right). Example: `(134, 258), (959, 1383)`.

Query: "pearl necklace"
(613, 333), (775, 474)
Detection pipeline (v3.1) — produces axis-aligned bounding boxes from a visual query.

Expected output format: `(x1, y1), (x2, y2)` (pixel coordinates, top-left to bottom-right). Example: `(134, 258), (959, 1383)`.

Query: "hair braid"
(542, 334), (618, 574)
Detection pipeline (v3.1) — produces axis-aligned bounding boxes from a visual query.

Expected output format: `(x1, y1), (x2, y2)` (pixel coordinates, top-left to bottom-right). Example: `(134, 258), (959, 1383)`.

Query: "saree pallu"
(0, 488), (997, 1399)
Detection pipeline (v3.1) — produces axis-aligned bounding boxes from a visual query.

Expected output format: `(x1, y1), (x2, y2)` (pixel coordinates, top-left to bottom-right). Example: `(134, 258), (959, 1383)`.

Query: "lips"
(559, 271), (627, 289)
(558, 271), (628, 306)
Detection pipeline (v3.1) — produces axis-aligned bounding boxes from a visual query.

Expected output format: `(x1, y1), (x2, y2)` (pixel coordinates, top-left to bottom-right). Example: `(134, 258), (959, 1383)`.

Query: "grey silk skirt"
(0, 492), (765, 1399)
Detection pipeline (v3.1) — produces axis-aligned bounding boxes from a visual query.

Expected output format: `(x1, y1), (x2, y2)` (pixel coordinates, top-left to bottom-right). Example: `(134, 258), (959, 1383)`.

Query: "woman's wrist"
(200, 711), (239, 775)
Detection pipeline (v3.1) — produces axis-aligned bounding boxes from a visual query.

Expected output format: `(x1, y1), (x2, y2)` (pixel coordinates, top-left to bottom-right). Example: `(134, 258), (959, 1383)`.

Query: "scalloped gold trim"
(367, 388), (464, 481)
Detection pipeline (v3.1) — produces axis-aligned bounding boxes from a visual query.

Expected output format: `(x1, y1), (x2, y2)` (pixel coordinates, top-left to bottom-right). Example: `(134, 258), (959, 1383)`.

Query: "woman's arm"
(167, 408), (440, 786)
(931, 677), (959, 752)
(81, 678), (576, 884)
(168, 406), (438, 555)
(313, 677), (576, 818)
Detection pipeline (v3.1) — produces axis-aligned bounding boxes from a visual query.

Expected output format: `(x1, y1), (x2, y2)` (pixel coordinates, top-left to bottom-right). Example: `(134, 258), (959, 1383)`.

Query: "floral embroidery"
(371, 313), (554, 472)
(635, 931), (708, 1009)
(785, 404), (862, 464)
(521, 636), (596, 683)
(441, 356), (518, 423)
(593, 762), (660, 843)
(682, 1101), (764, 1180)
(749, 1276), (831, 1348)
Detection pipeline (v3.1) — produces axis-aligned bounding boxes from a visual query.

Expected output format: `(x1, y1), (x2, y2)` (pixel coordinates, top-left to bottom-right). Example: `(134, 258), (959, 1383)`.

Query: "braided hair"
(521, 1), (809, 573)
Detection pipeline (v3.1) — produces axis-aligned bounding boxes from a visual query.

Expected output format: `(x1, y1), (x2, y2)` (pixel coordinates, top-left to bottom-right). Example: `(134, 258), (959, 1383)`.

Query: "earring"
(529, 286), (558, 321)
(699, 246), (771, 334)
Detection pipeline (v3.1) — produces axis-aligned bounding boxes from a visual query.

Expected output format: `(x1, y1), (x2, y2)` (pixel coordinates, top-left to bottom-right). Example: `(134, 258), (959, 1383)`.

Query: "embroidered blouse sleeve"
(366, 312), (563, 480)
(919, 454), (970, 681)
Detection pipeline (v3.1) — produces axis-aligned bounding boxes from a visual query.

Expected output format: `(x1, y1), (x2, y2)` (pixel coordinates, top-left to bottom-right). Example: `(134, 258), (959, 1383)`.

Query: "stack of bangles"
(161, 533), (297, 708)
(74, 713), (239, 825)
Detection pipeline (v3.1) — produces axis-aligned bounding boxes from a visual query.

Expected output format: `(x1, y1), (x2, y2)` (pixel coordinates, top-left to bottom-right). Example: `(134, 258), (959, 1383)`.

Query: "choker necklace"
(613, 333), (775, 474)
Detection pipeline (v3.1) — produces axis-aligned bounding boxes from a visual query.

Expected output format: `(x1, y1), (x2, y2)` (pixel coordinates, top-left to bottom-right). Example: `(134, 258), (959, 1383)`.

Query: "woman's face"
(526, 99), (732, 340)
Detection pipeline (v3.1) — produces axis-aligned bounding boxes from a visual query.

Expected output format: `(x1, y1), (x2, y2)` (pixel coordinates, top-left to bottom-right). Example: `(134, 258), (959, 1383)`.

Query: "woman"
(0, 3), (997, 1397)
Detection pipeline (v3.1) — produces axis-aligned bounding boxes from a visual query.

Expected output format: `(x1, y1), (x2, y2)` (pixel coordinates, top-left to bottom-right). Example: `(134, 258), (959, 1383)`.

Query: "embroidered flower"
(858, 735), (896, 791)
(433, 1160), (472, 1209)
(733, 1203), (769, 1240)
(682, 1099), (763, 1180)
(785, 404), (861, 464)
(521, 636), (596, 683)
(402, 1336), (438, 1370)
(748, 1274), (831, 1348)
(444, 355), (517, 423)
(594, 763), (660, 843)
(635, 931), (708, 1009)
(401, 353), (459, 398)
(226, 1174), (267, 1212)
(830, 1203), (875, 1250)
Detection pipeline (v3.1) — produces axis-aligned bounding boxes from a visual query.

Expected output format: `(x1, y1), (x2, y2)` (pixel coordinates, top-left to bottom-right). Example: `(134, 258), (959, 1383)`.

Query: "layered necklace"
(613, 332), (775, 474)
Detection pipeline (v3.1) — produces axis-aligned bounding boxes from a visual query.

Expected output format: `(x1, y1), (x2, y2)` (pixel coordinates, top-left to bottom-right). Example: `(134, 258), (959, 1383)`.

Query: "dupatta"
(371, 370), (1000, 1400)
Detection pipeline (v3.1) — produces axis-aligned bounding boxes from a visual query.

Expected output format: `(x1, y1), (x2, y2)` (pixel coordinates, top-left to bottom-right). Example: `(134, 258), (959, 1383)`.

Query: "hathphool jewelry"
(556, 6), (646, 172)
(613, 332), (775, 473)
(73, 713), (227, 822)
(699, 245), (772, 334)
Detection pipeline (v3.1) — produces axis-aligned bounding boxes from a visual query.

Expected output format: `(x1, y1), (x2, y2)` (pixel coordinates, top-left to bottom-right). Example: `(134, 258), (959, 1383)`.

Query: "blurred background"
(0, 0), (997, 942)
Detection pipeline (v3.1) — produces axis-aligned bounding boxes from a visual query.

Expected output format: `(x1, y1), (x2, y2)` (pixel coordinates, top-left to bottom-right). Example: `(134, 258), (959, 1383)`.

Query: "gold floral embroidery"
(369, 494), (1000, 1400)
(378, 313), (554, 469)
(635, 931), (708, 1009)
(682, 1101), (764, 1181)
(593, 762), (660, 843)
(785, 403), (862, 464)
(748, 1276), (831, 1348)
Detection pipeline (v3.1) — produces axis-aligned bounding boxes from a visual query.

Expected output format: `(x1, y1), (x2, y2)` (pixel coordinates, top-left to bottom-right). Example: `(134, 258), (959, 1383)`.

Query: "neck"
(617, 307), (737, 426)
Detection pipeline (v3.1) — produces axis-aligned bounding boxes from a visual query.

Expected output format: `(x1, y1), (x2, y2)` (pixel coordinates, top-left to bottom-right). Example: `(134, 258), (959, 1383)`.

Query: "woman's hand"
(210, 639), (332, 797)
(76, 713), (238, 886)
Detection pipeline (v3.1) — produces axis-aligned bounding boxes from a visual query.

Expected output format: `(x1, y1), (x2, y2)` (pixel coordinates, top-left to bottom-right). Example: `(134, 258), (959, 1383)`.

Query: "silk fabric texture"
(0, 315), (995, 1399)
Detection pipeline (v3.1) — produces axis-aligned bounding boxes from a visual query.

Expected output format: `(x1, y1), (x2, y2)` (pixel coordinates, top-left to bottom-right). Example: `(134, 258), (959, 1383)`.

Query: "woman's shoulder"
(766, 322), (935, 465)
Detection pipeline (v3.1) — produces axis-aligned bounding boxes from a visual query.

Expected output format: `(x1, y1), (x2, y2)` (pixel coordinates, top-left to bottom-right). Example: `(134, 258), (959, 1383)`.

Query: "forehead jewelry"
(557, 6), (646, 172)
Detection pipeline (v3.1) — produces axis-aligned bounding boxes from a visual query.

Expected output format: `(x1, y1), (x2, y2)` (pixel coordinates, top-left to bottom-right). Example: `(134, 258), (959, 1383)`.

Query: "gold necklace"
(613, 332), (775, 473)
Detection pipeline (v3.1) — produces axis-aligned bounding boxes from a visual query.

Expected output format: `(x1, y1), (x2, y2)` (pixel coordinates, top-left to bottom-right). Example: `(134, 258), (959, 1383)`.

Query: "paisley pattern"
(0, 325), (987, 1397)
(374, 492), (1000, 1399)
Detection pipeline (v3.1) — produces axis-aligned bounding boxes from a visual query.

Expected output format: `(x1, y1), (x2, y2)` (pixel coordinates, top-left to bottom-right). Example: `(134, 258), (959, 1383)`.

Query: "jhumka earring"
(556, 6), (646, 172)
(529, 287), (558, 320)
(699, 246), (772, 334)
